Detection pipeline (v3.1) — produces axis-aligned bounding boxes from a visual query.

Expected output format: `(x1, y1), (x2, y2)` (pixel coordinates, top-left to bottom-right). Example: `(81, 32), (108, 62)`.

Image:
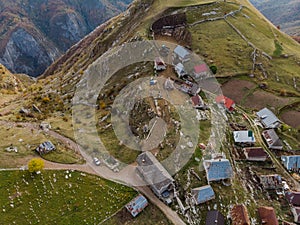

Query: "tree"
(209, 65), (218, 74)
(28, 158), (44, 173)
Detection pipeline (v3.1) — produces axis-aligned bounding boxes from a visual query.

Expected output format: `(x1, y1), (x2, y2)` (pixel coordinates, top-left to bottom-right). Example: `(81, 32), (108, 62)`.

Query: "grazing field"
(0, 170), (137, 225)
(0, 125), (83, 167)
(103, 204), (172, 225)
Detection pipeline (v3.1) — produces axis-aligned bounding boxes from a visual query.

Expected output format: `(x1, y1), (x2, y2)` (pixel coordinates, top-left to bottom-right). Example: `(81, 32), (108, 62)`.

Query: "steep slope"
(250, 0), (300, 35)
(1, 1), (300, 223)
(0, 0), (132, 77)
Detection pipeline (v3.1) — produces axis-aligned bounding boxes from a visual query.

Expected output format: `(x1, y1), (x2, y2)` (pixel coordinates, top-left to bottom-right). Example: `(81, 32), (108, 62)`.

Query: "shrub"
(209, 65), (218, 74)
(28, 158), (44, 173)
(280, 89), (287, 96)
(42, 97), (50, 103)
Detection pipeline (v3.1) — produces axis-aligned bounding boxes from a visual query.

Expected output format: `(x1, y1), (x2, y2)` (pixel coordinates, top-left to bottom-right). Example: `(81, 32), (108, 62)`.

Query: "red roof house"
(243, 147), (268, 161)
(154, 57), (166, 71)
(231, 204), (251, 225)
(194, 64), (208, 77)
(258, 206), (279, 225)
(215, 95), (236, 112)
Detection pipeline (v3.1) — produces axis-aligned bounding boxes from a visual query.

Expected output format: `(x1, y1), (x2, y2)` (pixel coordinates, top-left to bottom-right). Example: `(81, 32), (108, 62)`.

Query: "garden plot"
(0, 170), (137, 225)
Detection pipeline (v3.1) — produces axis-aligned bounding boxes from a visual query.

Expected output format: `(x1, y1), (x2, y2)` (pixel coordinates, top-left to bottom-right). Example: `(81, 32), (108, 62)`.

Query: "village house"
(154, 57), (166, 71)
(174, 63), (186, 78)
(35, 141), (55, 155)
(136, 151), (175, 204)
(256, 108), (282, 129)
(286, 192), (300, 207)
(178, 80), (200, 96)
(125, 194), (148, 217)
(203, 158), (233, 182)
(164, 77), (175, 90)
(191, 95), (207, 110)
(233, 130), (256, 146)
(285, 191), (300, 223)
(258, 206), (279, 225)
(173, 45), (190, 62)
(215, 95), (235, 112)
(243, 147), (268, 161)
(262, 129), (283, 150)
(291, 207), (300, 224)
(191, 185), (215, 205)
(231, 204), (251, 225)
(260, 174), (282, 190)
(193, 64), (208, 79)
(206, 210), (225, 225)
(281, 155), (300, 172)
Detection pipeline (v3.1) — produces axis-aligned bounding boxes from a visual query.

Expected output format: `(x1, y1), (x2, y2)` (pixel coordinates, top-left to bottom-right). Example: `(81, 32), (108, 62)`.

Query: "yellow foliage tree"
(28, 158), (45, 173)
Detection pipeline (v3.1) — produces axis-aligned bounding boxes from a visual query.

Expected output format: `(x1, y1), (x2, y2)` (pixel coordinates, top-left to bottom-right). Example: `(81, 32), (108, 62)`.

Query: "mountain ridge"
(0, 0), (132, 77)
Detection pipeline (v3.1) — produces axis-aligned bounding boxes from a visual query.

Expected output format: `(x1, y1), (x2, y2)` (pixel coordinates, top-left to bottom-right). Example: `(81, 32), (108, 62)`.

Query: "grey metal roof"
(262, 129), (283, 149)
(136, 152), (174, 194)
(125, 195), (148, 217)
(206, 210), (225, 225)
(256, 108), (281, 128)
(174, 46), (190, 59)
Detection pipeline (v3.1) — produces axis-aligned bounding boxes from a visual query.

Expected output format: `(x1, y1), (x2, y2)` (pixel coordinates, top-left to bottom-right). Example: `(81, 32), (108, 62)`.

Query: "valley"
(0, 0), (300, 224)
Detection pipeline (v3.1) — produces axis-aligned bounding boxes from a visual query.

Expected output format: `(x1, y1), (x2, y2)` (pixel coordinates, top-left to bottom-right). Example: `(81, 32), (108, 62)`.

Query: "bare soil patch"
(221, 79), (256, 104)
(281, 110), (300, 128)
(243, 90), (290, 110)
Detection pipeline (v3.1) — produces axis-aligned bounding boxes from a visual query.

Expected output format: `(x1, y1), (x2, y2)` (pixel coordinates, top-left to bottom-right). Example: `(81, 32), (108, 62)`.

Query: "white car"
(93, 157), (101, 166)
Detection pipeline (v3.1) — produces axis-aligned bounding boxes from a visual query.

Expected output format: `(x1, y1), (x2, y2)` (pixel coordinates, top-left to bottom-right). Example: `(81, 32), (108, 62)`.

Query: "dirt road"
(0, 120), (186, 225)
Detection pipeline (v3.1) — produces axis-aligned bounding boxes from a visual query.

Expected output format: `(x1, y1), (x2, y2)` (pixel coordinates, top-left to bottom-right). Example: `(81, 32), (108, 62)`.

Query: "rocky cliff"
(0, 0), (132, 77)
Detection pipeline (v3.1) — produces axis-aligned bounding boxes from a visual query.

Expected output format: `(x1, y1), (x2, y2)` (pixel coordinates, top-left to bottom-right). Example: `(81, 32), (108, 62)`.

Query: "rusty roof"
(231, 204), (250, 225)
(258, 206), (279, 225)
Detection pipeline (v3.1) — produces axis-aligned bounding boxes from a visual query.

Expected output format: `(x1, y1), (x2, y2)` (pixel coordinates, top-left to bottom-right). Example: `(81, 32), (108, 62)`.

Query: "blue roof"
(192, 185), (215, 204)
(174, 46), (190, 59)
(125, 195), (148, 217)
(204, 159), (233, 182)
(281, 155), (300, 170)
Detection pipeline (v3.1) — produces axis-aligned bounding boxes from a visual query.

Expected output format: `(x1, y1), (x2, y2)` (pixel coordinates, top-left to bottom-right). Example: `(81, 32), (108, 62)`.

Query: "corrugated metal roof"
(256, 108), (281, 128)
(204, 159), (233, 182)
(262, 129), (283, 149)
(206, 210), (225, 225)
(174, 46), (190, 59)
(281, 156), (300, 170)
(136, 152), (174, 195)
(125, 195), (148, 217)
(192, 185), (215, 204)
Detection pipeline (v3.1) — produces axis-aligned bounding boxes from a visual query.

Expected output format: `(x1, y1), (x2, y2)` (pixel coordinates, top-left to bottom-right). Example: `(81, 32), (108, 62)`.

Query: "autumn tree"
(28, 158), (45, 173)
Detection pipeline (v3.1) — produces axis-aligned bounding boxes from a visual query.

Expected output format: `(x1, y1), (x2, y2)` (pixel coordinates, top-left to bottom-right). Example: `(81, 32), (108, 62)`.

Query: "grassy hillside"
(250, 0), (300, 36)
(0, 170), (137, 225)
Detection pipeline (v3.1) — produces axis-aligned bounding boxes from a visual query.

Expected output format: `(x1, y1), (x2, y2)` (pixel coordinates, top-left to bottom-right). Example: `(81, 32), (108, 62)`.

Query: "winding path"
(236, 106), (300, 191)
(0, 120), (185, 225)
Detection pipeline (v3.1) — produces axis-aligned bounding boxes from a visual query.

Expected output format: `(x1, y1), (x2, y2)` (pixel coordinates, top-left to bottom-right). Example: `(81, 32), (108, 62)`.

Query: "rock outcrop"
(0, 0), (132, 77)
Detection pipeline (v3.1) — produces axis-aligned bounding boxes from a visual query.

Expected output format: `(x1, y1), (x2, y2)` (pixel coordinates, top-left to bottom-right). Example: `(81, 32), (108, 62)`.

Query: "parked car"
(93, 157), (101, 166)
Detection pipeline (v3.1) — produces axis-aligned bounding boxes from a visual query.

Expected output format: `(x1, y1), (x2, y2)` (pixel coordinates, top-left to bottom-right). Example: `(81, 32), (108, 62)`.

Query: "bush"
(280, 89), (287, 96)
(209, 65), (218, 74)
(42, 97), (50, 103)
(28, 158), (44, 173)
